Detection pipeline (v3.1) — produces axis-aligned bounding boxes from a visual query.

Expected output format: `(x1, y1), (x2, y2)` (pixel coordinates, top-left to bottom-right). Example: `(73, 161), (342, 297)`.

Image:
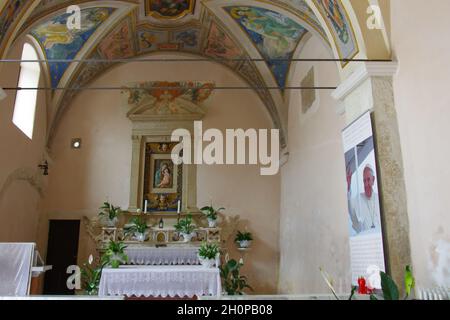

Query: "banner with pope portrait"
(342, 111), (386, 287)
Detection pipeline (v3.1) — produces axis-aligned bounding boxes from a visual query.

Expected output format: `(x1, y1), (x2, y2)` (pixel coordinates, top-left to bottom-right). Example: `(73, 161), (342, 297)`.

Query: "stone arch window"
(12, 43), (41, 139)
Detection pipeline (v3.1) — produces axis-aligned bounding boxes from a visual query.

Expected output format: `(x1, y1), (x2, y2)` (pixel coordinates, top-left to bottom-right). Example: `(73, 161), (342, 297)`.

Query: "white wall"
(392, 0), (450, 288)
(42, 54), (281, 293)
(278, 36), (351, 294)
(0, 37), (48, 246)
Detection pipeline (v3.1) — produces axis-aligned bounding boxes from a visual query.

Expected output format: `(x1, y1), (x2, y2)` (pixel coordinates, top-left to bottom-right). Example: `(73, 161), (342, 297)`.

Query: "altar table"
(125, 246), (200, 266)
(98, 266), (222, 298)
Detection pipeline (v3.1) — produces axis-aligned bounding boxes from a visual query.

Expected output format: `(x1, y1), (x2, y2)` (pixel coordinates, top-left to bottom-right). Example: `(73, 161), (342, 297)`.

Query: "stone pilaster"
(128, 134), (143, 211)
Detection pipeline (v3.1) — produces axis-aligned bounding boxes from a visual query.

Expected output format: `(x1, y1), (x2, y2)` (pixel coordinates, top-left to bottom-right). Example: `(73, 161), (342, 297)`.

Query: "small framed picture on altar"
(150, 154), (179, 194)
(143, 142), (183, 213)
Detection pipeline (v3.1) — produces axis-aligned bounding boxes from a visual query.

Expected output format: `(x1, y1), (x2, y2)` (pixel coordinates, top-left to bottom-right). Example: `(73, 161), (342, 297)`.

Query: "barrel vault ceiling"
(0, 0), (361, 148)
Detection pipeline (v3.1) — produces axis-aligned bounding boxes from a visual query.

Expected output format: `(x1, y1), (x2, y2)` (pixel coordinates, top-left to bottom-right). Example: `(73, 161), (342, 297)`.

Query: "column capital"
(332, 61), (399, 101)
(131, 134), (142, 142)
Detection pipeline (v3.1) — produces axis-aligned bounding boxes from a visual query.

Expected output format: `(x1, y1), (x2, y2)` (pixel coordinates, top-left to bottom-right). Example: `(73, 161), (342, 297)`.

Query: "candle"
(177, 200), (181, 214)
(144, 200), (148, 213)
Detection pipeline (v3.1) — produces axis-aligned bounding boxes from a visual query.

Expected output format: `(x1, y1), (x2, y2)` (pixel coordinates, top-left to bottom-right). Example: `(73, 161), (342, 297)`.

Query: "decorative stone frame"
(128, 120), (199, 214)
(124, 80), (216, 214)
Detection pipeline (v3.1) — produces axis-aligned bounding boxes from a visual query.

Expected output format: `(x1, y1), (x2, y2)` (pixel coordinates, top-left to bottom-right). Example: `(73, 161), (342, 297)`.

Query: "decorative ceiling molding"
(331, 61), (399, 101)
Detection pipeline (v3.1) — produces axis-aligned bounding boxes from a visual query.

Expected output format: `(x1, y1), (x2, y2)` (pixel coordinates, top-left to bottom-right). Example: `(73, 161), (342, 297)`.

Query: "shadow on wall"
(0, 167), (45, 242)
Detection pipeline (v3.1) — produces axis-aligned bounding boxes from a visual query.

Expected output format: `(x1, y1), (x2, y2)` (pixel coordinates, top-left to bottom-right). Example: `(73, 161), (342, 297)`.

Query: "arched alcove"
(42, 53), (281, 293)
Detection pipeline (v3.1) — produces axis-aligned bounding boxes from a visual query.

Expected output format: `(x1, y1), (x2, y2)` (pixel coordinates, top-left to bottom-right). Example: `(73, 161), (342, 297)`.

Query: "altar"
(92, 83), (225, 298)
(99, 265), (222, 298)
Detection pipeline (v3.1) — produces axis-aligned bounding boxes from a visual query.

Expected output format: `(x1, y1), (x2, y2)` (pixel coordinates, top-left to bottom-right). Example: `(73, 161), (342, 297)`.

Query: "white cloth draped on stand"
(125, 247), (201, 266)
(99, 266), (222, 298)
(0, 243), (35, 296)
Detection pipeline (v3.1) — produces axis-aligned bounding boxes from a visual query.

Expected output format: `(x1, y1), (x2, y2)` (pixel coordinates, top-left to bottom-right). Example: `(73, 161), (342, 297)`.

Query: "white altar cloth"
(0, 243), (35, 296)
(125, 247), (200, 265)
(99, 266), (222, 298)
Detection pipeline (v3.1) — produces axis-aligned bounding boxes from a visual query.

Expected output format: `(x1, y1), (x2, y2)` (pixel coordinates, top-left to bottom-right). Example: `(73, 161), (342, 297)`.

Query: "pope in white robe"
(347, 165), (381, 234)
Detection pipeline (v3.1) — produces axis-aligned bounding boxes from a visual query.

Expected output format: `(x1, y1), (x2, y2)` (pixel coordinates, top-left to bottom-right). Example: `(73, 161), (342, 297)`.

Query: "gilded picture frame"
(142, 142), (183, 213)
(145, 0), (196, 20)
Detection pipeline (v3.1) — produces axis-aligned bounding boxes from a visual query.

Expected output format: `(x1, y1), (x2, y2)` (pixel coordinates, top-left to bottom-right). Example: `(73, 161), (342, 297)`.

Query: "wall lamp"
(38, 160), (49, 176)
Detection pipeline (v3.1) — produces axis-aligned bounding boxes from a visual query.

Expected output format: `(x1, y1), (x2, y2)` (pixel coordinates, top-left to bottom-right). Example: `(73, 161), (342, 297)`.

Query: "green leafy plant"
(198, 242), (220, 260)
(99, 202), (122, 221)
(235, 231), (253, 242)
(174, 214), (196, 235)
(370, 266), (415, 300)
(101, 241), (128, 268)
(125, 217), (149, 236)
(201, 206), (225, 221)
(81, 256), (106, 296)
(220, 259), (253, 296)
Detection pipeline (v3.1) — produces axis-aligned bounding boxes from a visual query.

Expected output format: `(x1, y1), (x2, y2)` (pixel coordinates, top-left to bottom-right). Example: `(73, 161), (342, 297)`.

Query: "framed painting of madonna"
(145, 0), (196, 20)
(143, 142), (183, 213)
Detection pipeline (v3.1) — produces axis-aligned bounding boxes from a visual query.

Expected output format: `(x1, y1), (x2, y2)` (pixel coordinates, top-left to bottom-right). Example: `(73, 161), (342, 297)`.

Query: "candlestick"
(177, 200), (181, 214)
(144, 200), (148, 213)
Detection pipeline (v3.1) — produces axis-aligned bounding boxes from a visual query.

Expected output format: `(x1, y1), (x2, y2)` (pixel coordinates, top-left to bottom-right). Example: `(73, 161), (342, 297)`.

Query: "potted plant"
(101, 241), (128, 268)
(201, 205), (225, 228)
(220, 258), (253, 295)
(99, 201), (122, 227)
(174, 214), (196, 242)
(235, 231), (253, 249)
(198, 242), (220, 268)
(81, 255), (106, 296)
(125, 217), (149, 242)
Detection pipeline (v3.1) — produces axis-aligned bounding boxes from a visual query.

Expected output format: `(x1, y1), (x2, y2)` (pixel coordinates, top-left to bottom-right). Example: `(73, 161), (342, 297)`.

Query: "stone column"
(332, 62), (412, 289)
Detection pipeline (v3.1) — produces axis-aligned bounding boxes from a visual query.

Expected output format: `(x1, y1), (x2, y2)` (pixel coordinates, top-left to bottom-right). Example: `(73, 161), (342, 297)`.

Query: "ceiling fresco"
(0, 0), (32, 56)
(313, 0), (358, 64)
(97, 17), (135, 60)
(0, 0), (27, 36)
(50, 9), (284, 147)
(30, 7), (115, 87)
(225, 6), (308, 89)
(0, 0), (362, 150)
(269, 0), (326, 39)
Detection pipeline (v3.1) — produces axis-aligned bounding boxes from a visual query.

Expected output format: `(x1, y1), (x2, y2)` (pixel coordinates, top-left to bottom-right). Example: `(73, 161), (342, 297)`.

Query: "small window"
(12, 43), (41, 139)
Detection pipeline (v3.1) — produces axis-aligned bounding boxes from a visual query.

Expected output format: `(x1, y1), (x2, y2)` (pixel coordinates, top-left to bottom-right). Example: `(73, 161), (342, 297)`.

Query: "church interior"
(0, 0), (449, 300)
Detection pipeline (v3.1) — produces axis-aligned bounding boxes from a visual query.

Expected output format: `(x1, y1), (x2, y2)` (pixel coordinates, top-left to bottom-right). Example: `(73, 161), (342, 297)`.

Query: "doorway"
(43, 220), (80, 295)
